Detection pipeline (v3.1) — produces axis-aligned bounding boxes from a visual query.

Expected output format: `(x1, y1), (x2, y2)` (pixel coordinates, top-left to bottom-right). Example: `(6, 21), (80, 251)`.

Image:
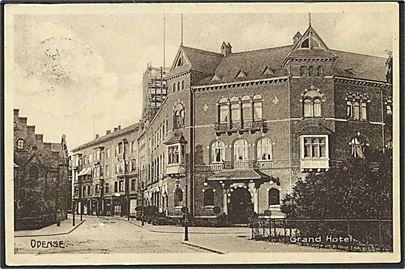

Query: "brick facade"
(72, 25), (392, 224)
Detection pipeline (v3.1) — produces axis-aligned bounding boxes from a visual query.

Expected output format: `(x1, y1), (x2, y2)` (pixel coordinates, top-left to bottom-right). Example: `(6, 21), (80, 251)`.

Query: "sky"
(10, 8), (395, 150)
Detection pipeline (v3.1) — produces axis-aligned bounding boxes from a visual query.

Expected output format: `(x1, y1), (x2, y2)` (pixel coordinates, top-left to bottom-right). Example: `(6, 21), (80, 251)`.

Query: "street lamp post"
(184, 181), (189, 242)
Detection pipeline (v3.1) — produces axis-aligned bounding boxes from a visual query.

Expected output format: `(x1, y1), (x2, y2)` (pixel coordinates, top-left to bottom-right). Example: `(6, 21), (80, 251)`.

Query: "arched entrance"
(228, 187), (253, 224)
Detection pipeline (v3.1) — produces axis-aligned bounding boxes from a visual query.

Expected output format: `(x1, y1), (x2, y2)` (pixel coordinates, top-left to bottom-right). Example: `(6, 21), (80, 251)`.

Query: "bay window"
(300, 135), (329, 170)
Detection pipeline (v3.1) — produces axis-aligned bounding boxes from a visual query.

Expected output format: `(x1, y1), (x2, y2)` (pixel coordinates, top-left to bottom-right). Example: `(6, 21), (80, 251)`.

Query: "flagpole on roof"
(163, 14), (166, 70)
(181, 13), (184, 46)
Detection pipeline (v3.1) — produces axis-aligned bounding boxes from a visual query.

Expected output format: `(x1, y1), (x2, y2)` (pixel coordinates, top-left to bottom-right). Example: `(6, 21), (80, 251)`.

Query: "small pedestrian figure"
(56, 209), (62, 227)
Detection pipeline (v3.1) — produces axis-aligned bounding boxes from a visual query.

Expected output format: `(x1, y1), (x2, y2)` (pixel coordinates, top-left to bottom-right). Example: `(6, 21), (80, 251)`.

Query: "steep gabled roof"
(332, 50), (388, 82)
(197, 45), (291, 85)
(170, 46), (224, 75)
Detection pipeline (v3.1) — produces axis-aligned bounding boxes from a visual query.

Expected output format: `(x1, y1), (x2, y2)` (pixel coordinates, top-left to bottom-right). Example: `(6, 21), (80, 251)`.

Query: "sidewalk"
(15, 214), (85, 237)
(121, 217), (251, 235)
(183, 233), (339, 253)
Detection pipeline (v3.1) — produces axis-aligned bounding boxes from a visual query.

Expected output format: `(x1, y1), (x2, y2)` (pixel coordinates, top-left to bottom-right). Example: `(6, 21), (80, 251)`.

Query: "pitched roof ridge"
(331, 48), (388, 59)
(72, 122), (140, 151)
(180, 45), (223, 56)
(228, 44), (293, 56)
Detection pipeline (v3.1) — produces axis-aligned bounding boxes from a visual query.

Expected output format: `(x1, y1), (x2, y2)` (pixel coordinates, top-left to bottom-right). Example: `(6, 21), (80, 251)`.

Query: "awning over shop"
(78, 167), (92, 176)
(207, 169), (275, 182)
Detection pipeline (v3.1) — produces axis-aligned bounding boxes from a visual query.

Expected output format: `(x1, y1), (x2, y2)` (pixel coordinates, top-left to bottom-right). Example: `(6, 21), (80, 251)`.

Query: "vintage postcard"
(3, 2), (401, 266)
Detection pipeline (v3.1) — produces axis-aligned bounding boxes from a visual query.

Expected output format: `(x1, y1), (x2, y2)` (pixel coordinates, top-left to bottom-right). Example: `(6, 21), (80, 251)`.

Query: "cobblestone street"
(14, 215), (335, 254)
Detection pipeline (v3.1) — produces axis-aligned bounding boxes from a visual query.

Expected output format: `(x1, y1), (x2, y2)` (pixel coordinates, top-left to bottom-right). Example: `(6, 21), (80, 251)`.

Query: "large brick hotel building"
(72, 25), (392, 223)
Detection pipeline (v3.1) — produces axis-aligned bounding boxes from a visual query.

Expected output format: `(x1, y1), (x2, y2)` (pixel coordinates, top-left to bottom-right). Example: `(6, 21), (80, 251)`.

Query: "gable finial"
(308, 13), (311, 27)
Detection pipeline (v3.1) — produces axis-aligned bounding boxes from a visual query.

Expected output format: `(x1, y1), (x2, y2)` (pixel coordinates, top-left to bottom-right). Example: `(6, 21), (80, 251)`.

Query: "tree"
(282, 149), (392, 219)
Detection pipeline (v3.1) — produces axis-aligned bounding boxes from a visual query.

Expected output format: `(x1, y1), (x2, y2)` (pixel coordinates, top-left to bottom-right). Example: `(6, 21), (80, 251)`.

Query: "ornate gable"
(170, 47), (191, 72)
(283, 25), (337, 66)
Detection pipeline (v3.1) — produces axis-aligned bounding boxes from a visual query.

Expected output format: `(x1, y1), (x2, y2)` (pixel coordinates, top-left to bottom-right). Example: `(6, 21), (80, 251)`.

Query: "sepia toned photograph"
(3, 2), (401, 266)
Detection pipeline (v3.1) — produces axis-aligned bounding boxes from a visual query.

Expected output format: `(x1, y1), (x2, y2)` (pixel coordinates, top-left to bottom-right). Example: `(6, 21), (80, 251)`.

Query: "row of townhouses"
(71, 25), (393, 224)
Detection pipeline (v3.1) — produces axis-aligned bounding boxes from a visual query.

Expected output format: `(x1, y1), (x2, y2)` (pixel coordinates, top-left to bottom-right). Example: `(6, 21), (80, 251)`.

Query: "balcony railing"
(209, 160), (287, 171)
(214, 119), (267, 134)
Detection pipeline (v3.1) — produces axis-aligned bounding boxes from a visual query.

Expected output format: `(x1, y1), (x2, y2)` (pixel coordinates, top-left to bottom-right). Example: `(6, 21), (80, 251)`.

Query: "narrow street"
(14, 215), (334, 254)
(14, 216), (205, 254)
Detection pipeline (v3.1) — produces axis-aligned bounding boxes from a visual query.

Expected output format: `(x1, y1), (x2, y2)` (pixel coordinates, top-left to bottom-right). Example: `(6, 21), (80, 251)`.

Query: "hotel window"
(316, 66), (324, 76)
(230, 97), (240, 125)
(181, 80), (185, 90)
(105, 183), (109, 194)
(16, 139), (24, 150)
(174, 188), (183, 206)
(302, 136), (327, 159)
(350, 137), (367, 159)
(347, 96), (368, 120)
(114, 182), (118, 192)
(131, 159), (136, 172)
(387, 101), (392, 115)
(168, 145), (180, 164)
(308, 66), (314, 76)
(173, 104), (185, 129)
(218, 98), (229, 123)
(253, 95), (263, 120)
(177, 81), (181, 92)
(131, 179), (136, 191)
(353, 101), (360, 119)
(301, 38), (309, 48)
(269, 188), (280, 206)
(303, 91), (322, 117)
(361, 102), (367, 120)
(233, 139), (249, 161)
(346, 101), (353, 118)
(300, 66), (307, 76)
(211, 140), (225, 163)
(203, 189), (215, 206)
(105, 165), (109, 176)
(173, 82), (176, 92)
(241, 96), (252, 125)
(257, 138), (272, 161)
(119, 180), (124, 192)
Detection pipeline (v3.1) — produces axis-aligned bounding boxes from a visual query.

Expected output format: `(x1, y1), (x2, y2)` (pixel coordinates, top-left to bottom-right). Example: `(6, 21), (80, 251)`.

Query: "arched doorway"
(228, 187), (253, 224)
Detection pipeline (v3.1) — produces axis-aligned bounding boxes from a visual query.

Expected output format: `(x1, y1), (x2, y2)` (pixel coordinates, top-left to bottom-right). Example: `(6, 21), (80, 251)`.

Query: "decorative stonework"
(203, 104), (208, 112)
(335, 77), (391, 89)
(193, 77), (289, 92)
(272, 96), (279, 105)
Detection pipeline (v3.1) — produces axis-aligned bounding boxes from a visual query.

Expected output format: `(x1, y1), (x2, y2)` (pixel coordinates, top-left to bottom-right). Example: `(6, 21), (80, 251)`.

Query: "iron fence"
(251, 217), (392, 252)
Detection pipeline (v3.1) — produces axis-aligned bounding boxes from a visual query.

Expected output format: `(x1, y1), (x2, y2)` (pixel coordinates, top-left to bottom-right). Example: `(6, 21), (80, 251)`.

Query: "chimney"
(118, 125), (121, 131)
(106, 130), (111, 135)
(221, 42), (232, 57)
(95, 134), (99, 139)
(14, 109), (19, 118)
(293, 32), (302, 46)
(114, 127), (118, 132)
